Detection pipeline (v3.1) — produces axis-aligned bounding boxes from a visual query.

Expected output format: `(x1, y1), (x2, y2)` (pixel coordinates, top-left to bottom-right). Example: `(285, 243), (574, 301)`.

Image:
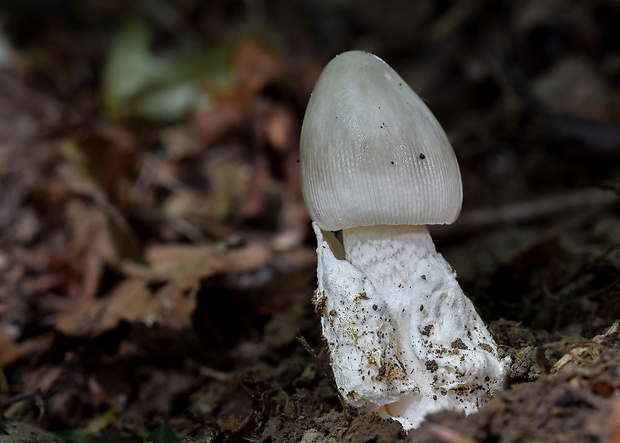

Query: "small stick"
(296, 334), (337, 393)
(0, 388), (43, 408)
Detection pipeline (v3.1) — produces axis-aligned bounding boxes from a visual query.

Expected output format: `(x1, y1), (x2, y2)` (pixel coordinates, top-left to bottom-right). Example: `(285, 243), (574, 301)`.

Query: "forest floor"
(1, 1), (620, 442)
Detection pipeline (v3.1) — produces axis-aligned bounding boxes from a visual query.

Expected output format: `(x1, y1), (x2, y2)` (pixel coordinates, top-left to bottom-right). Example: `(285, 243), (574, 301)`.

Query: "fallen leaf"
(233, 41), (287, 99)
(0, 328), (47, 369)
(54, 278), (194, 336)
(54, 244), (220, 336)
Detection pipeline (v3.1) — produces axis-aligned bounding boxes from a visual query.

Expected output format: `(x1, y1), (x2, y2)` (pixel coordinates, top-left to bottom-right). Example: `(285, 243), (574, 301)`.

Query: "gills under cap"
(300, 51), (463, 232)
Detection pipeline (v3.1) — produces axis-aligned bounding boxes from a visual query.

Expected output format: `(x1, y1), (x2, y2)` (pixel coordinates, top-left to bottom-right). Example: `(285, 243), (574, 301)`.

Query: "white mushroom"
(300, 51), (508, 430)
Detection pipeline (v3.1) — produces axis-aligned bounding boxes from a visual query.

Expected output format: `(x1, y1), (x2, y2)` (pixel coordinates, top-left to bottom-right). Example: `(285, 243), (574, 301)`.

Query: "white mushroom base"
(313, 222), (508, 430)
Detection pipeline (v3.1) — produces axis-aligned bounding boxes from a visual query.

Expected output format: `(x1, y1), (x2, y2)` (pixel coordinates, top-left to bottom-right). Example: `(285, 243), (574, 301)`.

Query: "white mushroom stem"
(314, 222), (507, 430)
(343, 225), (438, 308)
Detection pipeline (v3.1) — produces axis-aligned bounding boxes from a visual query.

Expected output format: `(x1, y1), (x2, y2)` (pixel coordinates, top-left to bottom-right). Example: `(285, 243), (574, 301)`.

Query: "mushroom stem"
(343, 225), (437, 312)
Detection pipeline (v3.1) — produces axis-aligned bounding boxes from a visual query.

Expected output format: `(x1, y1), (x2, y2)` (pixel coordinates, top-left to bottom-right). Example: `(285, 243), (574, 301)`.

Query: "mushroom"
(300, 51), (507, 430)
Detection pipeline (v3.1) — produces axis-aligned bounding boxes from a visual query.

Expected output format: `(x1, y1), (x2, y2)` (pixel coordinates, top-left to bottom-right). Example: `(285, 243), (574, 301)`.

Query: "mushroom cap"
(300, 51), (462, 231)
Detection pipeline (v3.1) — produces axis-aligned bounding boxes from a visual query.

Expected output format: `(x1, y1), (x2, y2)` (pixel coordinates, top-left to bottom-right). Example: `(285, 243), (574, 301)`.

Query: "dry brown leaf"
(212, 241), (271, 274)
(233, 41), (287, 99)
(54, 278), (197, 336)
(142, 244), (219, 285)
(190, 100), (249, 149)
(0, 328), (47, 370)
(23, 365), (64, 395)
(58, 131), (142, 263)
(61, 123), (136, 203)
(191, 41), (288, 149)
(54, 244), (220, 336)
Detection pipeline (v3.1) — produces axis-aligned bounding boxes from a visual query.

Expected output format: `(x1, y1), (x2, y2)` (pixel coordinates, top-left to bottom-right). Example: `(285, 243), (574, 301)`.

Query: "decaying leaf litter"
(0, 1), (619, 442)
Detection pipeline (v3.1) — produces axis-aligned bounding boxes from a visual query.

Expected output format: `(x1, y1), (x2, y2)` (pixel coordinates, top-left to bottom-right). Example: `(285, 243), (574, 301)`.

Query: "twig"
(434, 188), (617, 240)
(0, 388), (43, 409)
(296, 334), (337, 393)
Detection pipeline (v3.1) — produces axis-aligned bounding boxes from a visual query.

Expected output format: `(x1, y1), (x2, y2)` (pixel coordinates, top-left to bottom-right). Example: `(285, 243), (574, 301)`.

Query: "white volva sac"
(314, 223), (507, 430)
(300, 51), (508, 430)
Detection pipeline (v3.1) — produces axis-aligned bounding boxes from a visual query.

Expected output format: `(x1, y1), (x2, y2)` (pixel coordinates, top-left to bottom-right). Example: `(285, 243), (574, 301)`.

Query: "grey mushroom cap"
(300, 51), (463, 232)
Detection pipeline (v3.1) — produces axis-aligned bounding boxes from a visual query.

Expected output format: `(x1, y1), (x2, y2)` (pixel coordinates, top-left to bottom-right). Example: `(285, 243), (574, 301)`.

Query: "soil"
(0, 1), (620, 442)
